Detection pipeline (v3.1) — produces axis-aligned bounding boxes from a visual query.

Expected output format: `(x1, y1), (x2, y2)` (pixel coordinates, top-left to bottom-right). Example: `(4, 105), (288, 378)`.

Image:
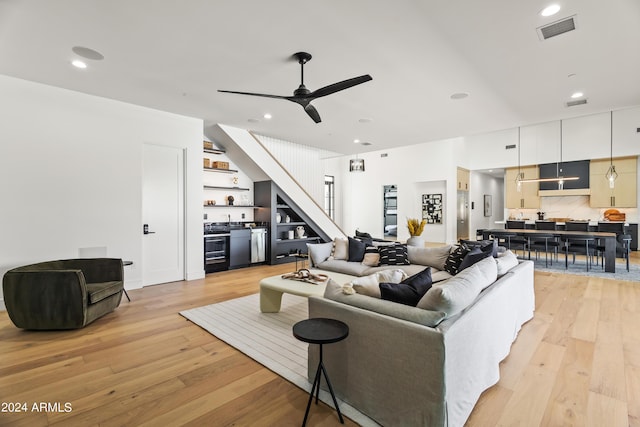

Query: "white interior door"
(142, 144), (185, 286)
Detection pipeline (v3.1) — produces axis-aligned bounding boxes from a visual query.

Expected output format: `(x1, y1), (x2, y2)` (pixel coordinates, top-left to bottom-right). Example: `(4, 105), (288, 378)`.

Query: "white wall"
(469, 172), (504, 234)
(0, 75), (204, 303)
(329, 139), (461, 244)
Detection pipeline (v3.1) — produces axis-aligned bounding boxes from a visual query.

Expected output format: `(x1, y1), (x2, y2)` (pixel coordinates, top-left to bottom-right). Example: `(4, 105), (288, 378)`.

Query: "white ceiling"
(1, 0), (639, 155)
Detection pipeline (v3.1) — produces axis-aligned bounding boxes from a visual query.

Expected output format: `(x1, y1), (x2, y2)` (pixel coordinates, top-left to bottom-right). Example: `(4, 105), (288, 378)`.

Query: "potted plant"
(406, 218), (426, 246)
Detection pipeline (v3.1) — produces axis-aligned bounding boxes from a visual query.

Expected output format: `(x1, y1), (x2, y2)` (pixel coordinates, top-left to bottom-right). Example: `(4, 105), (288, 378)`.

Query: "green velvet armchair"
(2, 258), (124, 330)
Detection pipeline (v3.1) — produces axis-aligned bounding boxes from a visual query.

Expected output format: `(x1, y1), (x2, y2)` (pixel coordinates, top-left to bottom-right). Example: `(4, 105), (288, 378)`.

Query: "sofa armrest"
(2, 269), (88, 329)
(58, 258), (124, 283)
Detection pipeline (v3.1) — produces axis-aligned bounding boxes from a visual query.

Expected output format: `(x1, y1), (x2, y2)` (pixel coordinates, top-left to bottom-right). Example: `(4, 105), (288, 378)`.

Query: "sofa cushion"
(323, 279), (447, 327)
(378, 243), (410, 265)
(361, 246), (380, 267)
(379, 267), (433, 306)
(496, 250), (519, 276)
(331, 238), (349, 260)
(407, 245), (452, 270)
(348, 237), (367, 262)
(348, 269), (407, 298)
(458, 246), (493, 273)
(443, 244), (470, 275)
(307, 242), (333, 267)
(86, 281), (122, 304)
(417, 257), (497, 317)
(317, 259), (372, 276)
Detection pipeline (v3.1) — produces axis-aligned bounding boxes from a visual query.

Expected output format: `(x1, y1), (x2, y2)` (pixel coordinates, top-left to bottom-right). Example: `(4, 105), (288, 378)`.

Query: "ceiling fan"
(218, 52), (372, 123)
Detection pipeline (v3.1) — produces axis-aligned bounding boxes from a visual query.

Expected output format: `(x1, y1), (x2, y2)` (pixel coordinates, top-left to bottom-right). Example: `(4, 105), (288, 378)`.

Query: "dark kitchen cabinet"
(229, 228), (251, 269)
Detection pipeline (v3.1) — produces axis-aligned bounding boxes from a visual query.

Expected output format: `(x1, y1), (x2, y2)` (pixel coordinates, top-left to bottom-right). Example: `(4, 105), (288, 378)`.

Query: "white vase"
(276, 213), (281, 223)
(406, 236), (424, 247)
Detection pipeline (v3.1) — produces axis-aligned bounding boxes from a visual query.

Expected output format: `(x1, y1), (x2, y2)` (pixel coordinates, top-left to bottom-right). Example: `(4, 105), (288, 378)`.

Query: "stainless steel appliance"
(251, 228), (267, 263)
(204, 223), (230, 273)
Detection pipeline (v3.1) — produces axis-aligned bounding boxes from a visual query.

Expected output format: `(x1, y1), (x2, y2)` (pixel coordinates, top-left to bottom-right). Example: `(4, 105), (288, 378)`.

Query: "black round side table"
(293, 318), (349, 426)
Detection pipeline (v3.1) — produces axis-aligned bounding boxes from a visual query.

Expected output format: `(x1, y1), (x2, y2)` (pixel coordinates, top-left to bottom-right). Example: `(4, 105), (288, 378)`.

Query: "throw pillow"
(458, 246), (493, 273)
(496, 250), (519, 276)
(331, 237), (349, 260)
(416, 257), (496, 316)
(348, 237), (367, 262)
(378, 243), (410, 265)
(361, 246), (380, 266)
(379, 267), (433, 306)
(350, 269), (407, 298)
(460, 239), (498, 258)
(306, 242), (333, 267)
(443, 244), (470, 275)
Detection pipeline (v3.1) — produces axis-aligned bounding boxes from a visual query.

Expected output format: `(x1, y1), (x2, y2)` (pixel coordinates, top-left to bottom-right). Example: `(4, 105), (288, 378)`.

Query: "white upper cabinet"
(520, 121), (560, 165)
(562, 112), (610, 161)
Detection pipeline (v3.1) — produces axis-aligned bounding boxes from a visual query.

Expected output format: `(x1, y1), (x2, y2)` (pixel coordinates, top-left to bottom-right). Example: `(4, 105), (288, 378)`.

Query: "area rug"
(528, 254), (640, 281)
(180, 293), (379, 427)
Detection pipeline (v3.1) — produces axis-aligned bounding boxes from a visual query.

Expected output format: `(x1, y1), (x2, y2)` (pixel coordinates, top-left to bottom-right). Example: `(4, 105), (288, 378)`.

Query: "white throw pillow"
(350, 269), (407, 298)
(417, 257), (496, 317)
(331, 237), (349, 260)
(496, 250), (519, 276)
(306, 242), (333, 266)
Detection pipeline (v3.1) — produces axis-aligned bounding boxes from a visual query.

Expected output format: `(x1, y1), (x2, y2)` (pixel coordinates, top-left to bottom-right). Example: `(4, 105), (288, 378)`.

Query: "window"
(324, 175), (335, 220)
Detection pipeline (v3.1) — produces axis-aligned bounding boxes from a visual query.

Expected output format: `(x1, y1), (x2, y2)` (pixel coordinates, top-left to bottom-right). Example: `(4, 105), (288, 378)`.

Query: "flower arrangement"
(407, 218), (426, 237)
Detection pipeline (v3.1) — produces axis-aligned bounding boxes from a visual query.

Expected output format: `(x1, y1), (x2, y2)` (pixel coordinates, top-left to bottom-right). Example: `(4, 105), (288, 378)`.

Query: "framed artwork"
(484, 194), (492, 217)
(422, 193), (443, 224)
(349, 158), (365, 172)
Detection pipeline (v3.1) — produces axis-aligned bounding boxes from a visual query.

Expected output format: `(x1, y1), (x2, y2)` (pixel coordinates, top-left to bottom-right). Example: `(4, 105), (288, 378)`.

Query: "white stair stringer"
(210, 124), (346, 241)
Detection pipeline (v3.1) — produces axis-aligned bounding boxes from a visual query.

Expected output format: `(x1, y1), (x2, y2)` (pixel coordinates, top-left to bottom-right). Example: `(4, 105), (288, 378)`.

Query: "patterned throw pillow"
(378, 243), (410, 266)
(443, 244), (471, 275)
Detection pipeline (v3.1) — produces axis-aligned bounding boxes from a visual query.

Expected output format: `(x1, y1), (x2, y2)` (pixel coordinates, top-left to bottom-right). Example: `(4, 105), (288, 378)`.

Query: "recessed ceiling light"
(540, 4), (561, 17)
(71, 46), (104, 60)
(71, 60), (87, 69)
(353, 139), (360, 144)
(450, 92), (469, 100)
(263, 113), (272, 119)
(571, 92), (584, 99)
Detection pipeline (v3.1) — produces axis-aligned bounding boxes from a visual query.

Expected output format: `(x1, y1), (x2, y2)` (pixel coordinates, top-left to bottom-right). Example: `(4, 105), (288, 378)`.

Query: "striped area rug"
(180, 293), (379, 427)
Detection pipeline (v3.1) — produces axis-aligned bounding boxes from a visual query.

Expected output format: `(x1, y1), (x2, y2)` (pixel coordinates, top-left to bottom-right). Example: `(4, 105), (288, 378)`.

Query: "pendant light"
(605, 111), (618, 188)
(515, 127), (523, 192)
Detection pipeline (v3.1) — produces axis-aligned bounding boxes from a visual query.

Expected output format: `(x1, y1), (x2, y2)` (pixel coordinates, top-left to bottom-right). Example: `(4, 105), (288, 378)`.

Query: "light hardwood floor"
(1, 255), (639, 427)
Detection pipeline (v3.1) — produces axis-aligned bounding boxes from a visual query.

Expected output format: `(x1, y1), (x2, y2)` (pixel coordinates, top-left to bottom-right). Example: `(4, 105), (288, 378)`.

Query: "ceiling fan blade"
(309, 75), (372, 99)
(218, 89), (288, 100)
(304, 104), (322, 123)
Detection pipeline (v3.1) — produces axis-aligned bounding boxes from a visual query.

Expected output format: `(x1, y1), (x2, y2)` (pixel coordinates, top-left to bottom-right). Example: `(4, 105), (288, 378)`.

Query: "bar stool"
(619, 234), (632, 272)
(528, 233), (558, 267)
(491, 231), (525, 257)
(563, 236), (596, 271)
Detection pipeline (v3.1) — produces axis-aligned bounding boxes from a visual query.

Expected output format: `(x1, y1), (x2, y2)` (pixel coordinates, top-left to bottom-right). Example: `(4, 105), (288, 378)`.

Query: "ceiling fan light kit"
(218, 52), (372, 123)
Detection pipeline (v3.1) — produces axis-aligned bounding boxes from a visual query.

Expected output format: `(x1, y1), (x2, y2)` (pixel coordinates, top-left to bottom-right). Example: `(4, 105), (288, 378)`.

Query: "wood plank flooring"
(1, 255), (639, 426)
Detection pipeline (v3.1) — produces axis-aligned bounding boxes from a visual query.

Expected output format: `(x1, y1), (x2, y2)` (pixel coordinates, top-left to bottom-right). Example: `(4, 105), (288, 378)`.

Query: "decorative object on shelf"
(406, 217), (426, 247)
(227, 195), (234, 206)
(296, 225), (305, 239)
(605, 110), (618, 189)
(212, 161), (229, 169)
(422, 194), (443, 224)
(203, 141), (213, 149)
(203, 158), (211, 168)
(205, 200), (216, 206)
(288, 230), (295, 240)
(285, 215), (291, 223)
(232, 176), (239, 185)
(349, 157), (365, 172)
(276, 212), (282, 223)
(484, 194), (492, 217)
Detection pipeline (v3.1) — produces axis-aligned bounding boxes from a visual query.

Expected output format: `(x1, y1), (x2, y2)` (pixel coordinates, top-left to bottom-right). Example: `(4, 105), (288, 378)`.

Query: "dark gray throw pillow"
(458, 246), (493, 273)
(379, 267), (433, 306)
(460, 239), (498, 257)
(348, 236), (367, 262)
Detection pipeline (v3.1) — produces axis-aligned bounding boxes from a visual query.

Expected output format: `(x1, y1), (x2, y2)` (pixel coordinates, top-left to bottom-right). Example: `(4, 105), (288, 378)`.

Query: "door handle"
(143, 224), (156, 235)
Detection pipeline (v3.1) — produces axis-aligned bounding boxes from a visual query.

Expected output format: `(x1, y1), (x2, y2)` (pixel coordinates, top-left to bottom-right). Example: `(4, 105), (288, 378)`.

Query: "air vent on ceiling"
(358, 141), (372, 146)
(537, 15), (577, 40)
(566, 99), (588, 107)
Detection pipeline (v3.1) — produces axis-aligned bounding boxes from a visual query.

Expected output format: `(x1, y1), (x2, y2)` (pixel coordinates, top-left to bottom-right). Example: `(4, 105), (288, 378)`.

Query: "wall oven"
(204, 233), (230, 273)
